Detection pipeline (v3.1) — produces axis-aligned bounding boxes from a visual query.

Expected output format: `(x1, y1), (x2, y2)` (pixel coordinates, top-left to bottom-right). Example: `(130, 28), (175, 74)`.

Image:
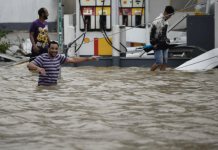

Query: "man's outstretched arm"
(65, 56), (99, 63)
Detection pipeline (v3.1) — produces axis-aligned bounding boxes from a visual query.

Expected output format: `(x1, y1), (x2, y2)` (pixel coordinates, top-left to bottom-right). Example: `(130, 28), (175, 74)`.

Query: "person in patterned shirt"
(29, 7), (50, 62)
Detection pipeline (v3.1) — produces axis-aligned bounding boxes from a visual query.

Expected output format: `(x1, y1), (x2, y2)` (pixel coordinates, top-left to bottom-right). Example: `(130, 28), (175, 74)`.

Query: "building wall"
(0, 0), (207, 31)
(0, 0), (58, 31)
(63, 0), (76, 26)
(63, 0), (76, 14)
(149, 0), (170, 22)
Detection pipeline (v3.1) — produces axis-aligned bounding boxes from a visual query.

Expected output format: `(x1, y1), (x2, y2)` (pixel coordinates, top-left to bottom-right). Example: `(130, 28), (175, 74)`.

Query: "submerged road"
(0, 63), (218, 150)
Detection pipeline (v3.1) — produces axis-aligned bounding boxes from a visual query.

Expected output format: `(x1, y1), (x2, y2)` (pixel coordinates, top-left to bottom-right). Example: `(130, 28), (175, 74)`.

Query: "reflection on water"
(0, 63), (218, 150)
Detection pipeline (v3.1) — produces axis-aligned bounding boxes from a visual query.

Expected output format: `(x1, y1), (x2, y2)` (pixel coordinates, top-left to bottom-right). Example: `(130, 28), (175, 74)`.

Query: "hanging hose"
(65, 0), (87, 56)
(140, 0), (145, 28)
(102, 29), (122, 53)
(119, 0), (128, 52)
(68, 32), (85, 48)
(100, 0), (118, 51)
(75, 29), (86, 53)
(78, 0), (85, 26)
(99, 0), (125, 53)
(74, 0), (87, 53)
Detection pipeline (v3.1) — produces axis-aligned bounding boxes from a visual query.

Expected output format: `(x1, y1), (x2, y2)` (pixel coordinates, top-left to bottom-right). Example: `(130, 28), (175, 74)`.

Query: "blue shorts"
(154, 49), (168, 64)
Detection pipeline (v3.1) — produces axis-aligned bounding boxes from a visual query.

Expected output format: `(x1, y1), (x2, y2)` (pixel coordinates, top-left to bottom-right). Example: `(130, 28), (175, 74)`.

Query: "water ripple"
(0, 64), (218, 150)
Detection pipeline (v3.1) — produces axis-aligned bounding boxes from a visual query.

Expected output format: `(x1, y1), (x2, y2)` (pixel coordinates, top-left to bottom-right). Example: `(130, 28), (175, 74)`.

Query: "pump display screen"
(80, 0), (95, 6)
(79, 0), (112, 31)
(119, 0), (145, 28)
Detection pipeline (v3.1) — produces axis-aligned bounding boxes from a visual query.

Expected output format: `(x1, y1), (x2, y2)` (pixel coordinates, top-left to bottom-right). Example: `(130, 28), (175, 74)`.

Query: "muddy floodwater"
(0, 63), (218, 150)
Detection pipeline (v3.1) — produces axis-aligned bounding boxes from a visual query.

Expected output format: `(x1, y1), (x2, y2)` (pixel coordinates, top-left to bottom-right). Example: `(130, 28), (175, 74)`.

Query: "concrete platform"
(0, 53), (21, 61)
(64, 57), (190, 68)
(1, 31), (58, 47)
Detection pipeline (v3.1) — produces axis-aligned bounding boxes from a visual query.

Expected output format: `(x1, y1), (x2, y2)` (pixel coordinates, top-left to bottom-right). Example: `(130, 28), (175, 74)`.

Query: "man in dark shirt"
(29, 7), (50, 61)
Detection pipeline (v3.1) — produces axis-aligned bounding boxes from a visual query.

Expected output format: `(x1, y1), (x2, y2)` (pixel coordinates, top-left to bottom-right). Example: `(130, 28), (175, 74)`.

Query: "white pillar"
(67, 46), (75, 57)
(120, 25), (126, 56)
(64, 15), (75, 45)
(145, 0), (150, 44)
(75, 0), (81, 56)
(112, 25), (120, 66)
(215, 0), (218, 48)
(206, 0), (211, 14)
(112, 25), (120, 57)
(112, 0), (119, 26)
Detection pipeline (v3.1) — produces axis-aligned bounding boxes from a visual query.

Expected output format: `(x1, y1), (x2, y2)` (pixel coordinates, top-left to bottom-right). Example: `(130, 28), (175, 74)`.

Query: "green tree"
(0, 30), (10, 53)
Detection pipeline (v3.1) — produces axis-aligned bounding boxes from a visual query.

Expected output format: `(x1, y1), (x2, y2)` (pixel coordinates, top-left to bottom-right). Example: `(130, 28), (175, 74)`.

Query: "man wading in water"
(27, 41), (98, 86)
(150, 6), (175, 71)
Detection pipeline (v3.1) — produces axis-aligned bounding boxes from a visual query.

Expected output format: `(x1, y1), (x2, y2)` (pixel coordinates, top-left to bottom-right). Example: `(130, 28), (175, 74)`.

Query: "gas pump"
(96, 0), (111, 31)
(79, 0), (96, 31)
(79, 0), (111, 31)
(76, 0), (113, 56)
(119, 0), (145, 28)
(119, 0), (132, 26)
(132, 0), (145, 27)
(80, 7), (96, 31)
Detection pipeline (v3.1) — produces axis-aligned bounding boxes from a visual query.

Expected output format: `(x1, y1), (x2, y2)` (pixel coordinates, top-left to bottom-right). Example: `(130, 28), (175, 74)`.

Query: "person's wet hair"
(49, 41), (59, 48)
(38, 8), (46, 17)
(165, 6), (174, 15)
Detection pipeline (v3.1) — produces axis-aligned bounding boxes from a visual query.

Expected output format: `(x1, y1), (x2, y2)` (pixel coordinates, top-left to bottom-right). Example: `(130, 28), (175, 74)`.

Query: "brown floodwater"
(0, 62), (218, 150)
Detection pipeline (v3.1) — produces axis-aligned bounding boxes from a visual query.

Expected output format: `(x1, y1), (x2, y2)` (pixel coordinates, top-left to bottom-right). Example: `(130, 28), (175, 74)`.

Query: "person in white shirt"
(150, 6), (174, 71)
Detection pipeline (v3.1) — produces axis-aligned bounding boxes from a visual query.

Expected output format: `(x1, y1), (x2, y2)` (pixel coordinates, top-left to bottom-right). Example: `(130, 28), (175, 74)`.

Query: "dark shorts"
(154, 49), (168, 64)
(29, 47), (48, 62)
